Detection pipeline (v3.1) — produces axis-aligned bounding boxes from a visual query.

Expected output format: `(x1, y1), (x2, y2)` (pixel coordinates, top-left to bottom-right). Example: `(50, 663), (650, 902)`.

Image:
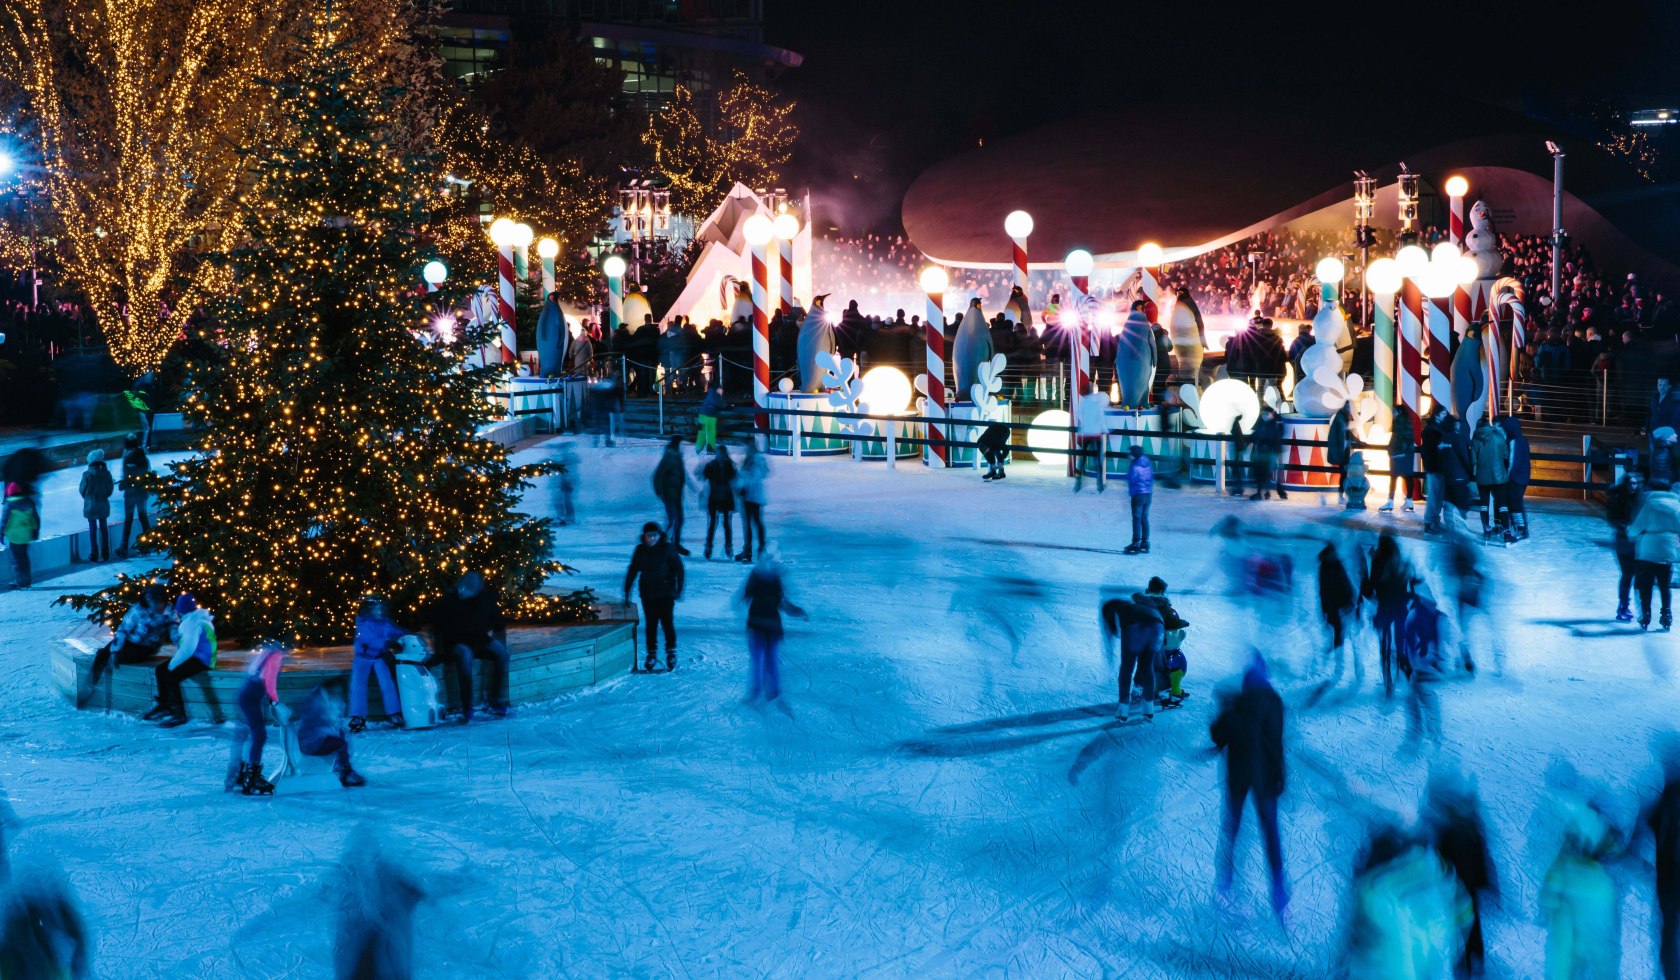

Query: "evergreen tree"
(60, 9), (591, 643)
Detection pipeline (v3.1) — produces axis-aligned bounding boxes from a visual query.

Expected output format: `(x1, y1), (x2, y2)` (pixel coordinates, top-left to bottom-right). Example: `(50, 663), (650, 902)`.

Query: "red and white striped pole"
(1447, 176), (1470, 343)
(1005, 210), (1033, 296)
(1397, 248), (1427, 444)
(920, 266), (948, 468)
(1424, 269), (1455, 415)
(488, 218), (519, 366)
(774, 210), (799, 314)
(744, 214), (775, 430)
(1065, 249), (1095, 478)
(1137, 242), (1165, 309)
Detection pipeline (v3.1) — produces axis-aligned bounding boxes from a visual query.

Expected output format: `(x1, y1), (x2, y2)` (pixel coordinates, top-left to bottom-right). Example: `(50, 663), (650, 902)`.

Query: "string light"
(644, 72), (797, 218)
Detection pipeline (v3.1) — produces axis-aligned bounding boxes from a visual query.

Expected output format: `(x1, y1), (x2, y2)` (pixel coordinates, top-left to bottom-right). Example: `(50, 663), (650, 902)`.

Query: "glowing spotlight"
(1396, 245), (1429, 278)
(1315, 257), (1345, 284)
(1137, 242), (1165, 267)
(1366, 258), (1401, 295)
(859, 367), (912, 415)
(1004, 210), (1034, 239)
(1444, 175), (1469, 198)
(1026, 410), (1072, 462)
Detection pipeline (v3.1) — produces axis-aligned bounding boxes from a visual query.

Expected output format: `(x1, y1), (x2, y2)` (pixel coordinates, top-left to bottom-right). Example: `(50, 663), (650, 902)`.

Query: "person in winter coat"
(1380, 407), (1418, 513)
(1317, 542), (1359, 661)
(86, 583), (174, 689)
(1327, 402), (1353, 504)
(652, 437), (695, 555)
(1498, 413), (1532, 540)
(1424, 773), (1500, 979)
(550, 441), (579, 526)
(78, 449), (113, 562)
(296, 678), (367, 787)
(1629, 480), (1680, 631)
(1124, 446), (1153, 554)
(1211, 651), (1289, 915)
(1641, 736), (1680, 979)
(1340, 824), (1471, 980)
(1421, 407), (1449, 533)
(624, 522), (685, 671)
(428, 571), (510, 722)
(977, 422), (1010, 481)
(1470, 420), (1513, 541)
(694, 383), (726, 454)
(737, 554), (807, 702)
(698, 444), (738, 560)
(114, 434), (152, 558)
(234, 638), (288, 795)
(1, 481), (39, 588)
(144, 593), (217, 727)
(1133, 576), (1190, 706)
(734, 441), (769, 562)
(1074, 382), (1110, 493)
(0, 865), (91, 980)
(334, 830), (423, 980)
(1248, 406), (1286, 500)
(1101, 595), (1164, 721)
(1608, 471), (1647, 622)
(1541, 796), (1622, 980)
(1402, 595), (1447, 747)
(1364, 532), (1415, 698)
(349, 597), (407, 732)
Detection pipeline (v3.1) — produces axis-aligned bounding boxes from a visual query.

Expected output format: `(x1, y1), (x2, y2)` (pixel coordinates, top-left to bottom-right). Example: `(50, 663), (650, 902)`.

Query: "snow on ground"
(0, 436), (1672, 977)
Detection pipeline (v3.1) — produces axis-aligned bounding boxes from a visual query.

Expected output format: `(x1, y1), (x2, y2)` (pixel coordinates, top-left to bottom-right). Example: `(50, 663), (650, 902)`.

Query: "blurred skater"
(653, 436), (695, 556)
(335, 829), (423, 980)
(624, 522), (685, 672)
(1403, 594), (1447, 750)
(1379, 405), (1418, 514)
(735, 440), (769, 562)
(1340, 823), (1470, 979)
(550, 441), (578, 526)
(1608, 470), (1645, 622)
(1541, 796), (1622, 980)
(1307, 540), (1363, 704)
(737, 552), (806, 703)
(2, 482), (39, 589)
(1445, 530), (1499, 674)
(1132, 577), (1189, 708)
(1641, 736), (1680, 978)
(297, 678), (367, 787)
(1363, 532), (1415, 699)
(1424, 772), (1499, 979)
(233, 638), (288, 795)
(698, 444), (737, 561)
(0, 865), (90, 979)
(1210, 652), (1288, 915)
(1101, 593), (1163, 721)
(1629, 478), (1680, 632)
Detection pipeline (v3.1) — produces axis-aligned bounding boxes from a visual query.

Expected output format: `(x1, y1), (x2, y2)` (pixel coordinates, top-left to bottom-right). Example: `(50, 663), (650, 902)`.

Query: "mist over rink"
(0, 438), (1669, 976)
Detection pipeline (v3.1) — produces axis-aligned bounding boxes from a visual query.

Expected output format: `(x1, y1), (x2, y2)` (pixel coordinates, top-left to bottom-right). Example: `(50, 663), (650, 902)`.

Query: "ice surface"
(0, 437), (1669, 976)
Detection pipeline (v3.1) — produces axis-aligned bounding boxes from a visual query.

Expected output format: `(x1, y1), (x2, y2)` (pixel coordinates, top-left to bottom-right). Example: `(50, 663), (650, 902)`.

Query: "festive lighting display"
(0, 0), (294, 374)
(57, 13), (592, 642)
(644, 74), (797, 218)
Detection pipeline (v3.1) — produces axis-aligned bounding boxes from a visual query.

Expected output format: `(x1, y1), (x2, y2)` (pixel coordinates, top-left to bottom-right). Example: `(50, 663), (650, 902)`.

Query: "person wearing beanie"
(78, 449), (113, 563)
(624, 522), (684, 671)
(349, 596), (407, 732)
(115, 433), (153, 559)
(1, 481), (39, 589)
(144, 593), (218, 726)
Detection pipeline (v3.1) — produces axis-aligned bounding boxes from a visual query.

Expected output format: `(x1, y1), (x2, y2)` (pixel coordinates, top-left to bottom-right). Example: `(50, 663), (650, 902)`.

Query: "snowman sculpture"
(1464, 201), (1503, 281)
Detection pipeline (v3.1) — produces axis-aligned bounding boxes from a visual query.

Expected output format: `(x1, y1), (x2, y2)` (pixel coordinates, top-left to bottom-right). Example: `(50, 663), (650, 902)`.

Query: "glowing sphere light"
(1431, 242), (1460, 265)
(1396, 245), (1429, 278)
(1026, 410), (1072, 462)
(1137, 242), (1165, 268)
(743, 213), (775, 247)
(1444, 175), (1469, 198)
(1315, 257), (1345, 284)
(1198, 378), (1261, 435)
(919, 266), (949, 294)
(511, 222), (534, 248)
(1004, 210), (1034, 239)
(422, 260), (448, 286)
(1366, 257), (1401, 295)
(1455, 255), (1481, 286)
(488, 217), (517, 248)
(859, 366), (913, 415)
(536, 237), (559, 259)
(601, 254), (627, 279)
(773, 212), (800, 240)
(1064, 249), (1095, 277)
(1420, 263), (1456, 299)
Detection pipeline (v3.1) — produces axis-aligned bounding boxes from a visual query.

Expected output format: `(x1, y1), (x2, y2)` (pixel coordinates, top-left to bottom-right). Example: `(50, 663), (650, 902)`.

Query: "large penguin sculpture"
(796, 294), (835, 392)
(725, 276), (755, 328)
(1168, 287), (1206, 385)
(622, 286), (652, 333)
(1114, 302), (1157, 409)
(534, 292), (567, 377)
(1450, 317), (1489, 431)
(1002, 285), (1033, 331)
(951, 297), (994, 397)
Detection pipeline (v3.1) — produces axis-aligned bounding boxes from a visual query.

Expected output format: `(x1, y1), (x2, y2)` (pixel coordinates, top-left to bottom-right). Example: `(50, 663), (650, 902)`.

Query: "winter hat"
(641, 521), (661, 535)
(86, 449), (105, 464)
(1147, 576), (1168, 594)
(1129, 445), (1145, 458)
(175, 593), (198, 615)
(3, 482), (19, 496)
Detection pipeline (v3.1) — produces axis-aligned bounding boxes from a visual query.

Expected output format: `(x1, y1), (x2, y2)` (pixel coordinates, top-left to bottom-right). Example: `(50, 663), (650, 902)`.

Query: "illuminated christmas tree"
(60, 10), (591, 643)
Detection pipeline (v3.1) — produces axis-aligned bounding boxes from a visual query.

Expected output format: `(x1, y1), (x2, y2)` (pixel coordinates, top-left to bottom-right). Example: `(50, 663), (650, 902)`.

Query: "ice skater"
(145, 593), (217, 728)
(1307, 540), (1362, 703)
(0, 482), (38, 589)
(1424, 771), (1499, 979)
(77, 449), (113, 563)
(1629, 478), (1680, 631)
(1100, 593), (1163, 721)
(1640, 736), (1680, 978)
(736, 552), (806, 703)
(114, 433), (152, 558)
(977, 421), (1010, 480)
(1124, 446), (1153, 554)
(1132, 577), (1189, 708)
(694, 382), (726, 454)
(698, 443), (737, 560)
(350, 596), (407, 732)
(233, 638), (288, 795)
(86, 583), (172, 689)
(1363, 532), (1414, 699)
(0, 864), (91, 979)
(1608, 470), (1645, 622)
(296, 678), (367, 787)
(1379, 405), (1418, 514)
(1340, 823), (1469, 977)
(735, 439), (769, 562)
(1401, 594), (1446, 750)
(1210, 651), (1288, 915)
(1445, 530), (1497, 674)
(652, 436), (696, 555)
(334, 828), (424, 980)
(550, 441), (578, 526)
(427, 572), (511, 722)
(1540, 794), (1622, 980)
(624, 522), (685, 672)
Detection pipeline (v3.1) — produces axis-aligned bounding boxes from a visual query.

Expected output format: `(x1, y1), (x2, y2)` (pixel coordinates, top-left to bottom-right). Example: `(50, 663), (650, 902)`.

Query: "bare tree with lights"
(644, 73), (798, 219)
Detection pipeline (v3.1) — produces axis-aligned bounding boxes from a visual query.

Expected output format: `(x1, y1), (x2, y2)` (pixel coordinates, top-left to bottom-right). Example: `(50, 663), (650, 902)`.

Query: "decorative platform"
(766, 391), (848, 456)
(53, 617), (637, 723)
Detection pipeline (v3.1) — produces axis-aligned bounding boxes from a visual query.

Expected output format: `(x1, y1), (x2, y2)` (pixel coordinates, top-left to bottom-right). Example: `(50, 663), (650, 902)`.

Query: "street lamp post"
(1136, 241), (1165, 308)
(743, 213), (775, 429)
(487, 218), (519, 363)
(1004, 210), (1033, 297)
(601, 254), (627, 333)
(536, 237), (559, 296)
(1064, 248), (1095, 477)
(773, 210), (799, 314)
(920, 265), (949, 468)
(1546, 141), (1566, 313)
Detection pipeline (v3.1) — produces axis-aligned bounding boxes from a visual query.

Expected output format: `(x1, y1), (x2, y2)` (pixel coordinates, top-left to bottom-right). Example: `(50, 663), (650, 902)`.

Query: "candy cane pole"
(1004, 209), (1033, 296)
(743, 214), (774, 431)
(1426, 294), (1454, 413)
(1137, 242), (1165, 308)
(1398, 275), (1425, 442)
(1448, 178), (1470, 342)
(778, 236), (794, 314)
(497, 244), (518, 363)
(1064, 249), (1096, 477)
(921, 266), (948, 468)
(1372, 288), (1397, 410)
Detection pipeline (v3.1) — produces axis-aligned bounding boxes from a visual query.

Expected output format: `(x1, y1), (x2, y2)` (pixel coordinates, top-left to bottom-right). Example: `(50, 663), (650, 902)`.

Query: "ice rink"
(0, 437), (1671, 977)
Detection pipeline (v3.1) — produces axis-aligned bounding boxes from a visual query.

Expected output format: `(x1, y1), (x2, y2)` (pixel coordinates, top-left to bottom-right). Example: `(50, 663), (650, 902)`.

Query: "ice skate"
(158, 712), (188, 729)
(348, 716), (366, 733)
(242, 763), (274, 796)
(1378, 501), (1393, 513)
(1403, 499), (1415, 512)
(1617, 604), (1634, 623)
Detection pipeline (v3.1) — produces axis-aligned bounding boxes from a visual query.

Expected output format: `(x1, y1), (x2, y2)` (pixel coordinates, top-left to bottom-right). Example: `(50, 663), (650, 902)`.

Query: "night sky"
(767, 0), (1680, 234)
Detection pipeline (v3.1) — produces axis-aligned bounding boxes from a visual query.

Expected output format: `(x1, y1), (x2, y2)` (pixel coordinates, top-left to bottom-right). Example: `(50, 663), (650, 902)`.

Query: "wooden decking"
(54, 619), (637, 722)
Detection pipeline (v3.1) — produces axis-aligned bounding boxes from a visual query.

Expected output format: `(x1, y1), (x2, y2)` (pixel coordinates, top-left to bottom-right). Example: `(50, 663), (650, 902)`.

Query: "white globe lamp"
(488, 218), (517, 248)
(859, 367), (913, 415)
(772, 212), (800, 240)
(743, 213), (775, 247)
(1064, 249), (1095, 277)
(422, 260), (448, 286)
(1395, 245), (1429, 279)
(918, 266), (949, 294)
(1315, 257), (1345, 284)
(1366, 258), (1401, 295)
(536, 237), (559, 259)
(1004, 210), (1034, 239)
(1137, 242), (1165, 268)
(601, 254), (627, 279)
(1027, 410), (1071, 462)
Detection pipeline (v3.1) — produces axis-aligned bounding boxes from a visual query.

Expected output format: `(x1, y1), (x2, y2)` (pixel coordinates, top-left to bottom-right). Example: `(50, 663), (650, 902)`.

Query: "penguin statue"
(796, 294), (835, 393)
(622, 286), (652, 333)
(1465, 200), (1503, 280)
(725, 276), (755, 328)
(1168, 288), (1206, 386)
(535, 293), (567, 378)
(1114, 305), (1157, 408)
(1450, 317), (1488, 431)
(951, 298), (994, 397)
(1002, 285), (1033, 331)
(1311, 290), (1352, 375)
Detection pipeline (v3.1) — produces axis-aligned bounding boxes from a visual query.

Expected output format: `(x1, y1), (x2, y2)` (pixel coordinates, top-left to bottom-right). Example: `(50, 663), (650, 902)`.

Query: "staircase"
(617, 395), (758, 444)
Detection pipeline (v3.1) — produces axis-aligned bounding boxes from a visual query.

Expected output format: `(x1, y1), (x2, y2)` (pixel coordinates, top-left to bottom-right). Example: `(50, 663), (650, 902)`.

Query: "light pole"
(1004, 210), (1033, 296)
(773, 209), (799, 314)
(1353, 172), (1376, 331)
(743, 213), (775, 429)
(1064, 248), (1095, 477)
(601, 254), (627, 333)
(488, 217), (518, 324)
(422, 260), (448, 294)
(1546, 141), (1566, 313)
(920, 265), (948, 468)
(1367, 257), (1400, 412)
(511, 222), (534, 286)
(536, 237), (558, 296)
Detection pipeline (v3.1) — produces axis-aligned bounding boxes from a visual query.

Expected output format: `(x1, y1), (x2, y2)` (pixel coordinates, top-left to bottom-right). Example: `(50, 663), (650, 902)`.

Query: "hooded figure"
(1450, 319), (1488, 431)
(951, 298), (993, 398)
(1002, 285), (1033, 331)
(534, 293), (568, 378)
(1169, 288), (1206, 384)
(796, 294), (835, 393)
(1114, 304), (1157, 408)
